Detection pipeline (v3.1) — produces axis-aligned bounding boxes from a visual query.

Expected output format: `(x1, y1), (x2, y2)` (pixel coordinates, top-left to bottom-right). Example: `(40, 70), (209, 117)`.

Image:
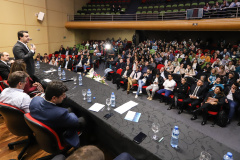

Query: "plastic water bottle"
(79, 73), (82, 86)
(36, 61), (40, 69)
(170, 126), (179, 148)
(62, 70), (66, 80)
(111, 92), (115, 107)
(223, 152), (233, 160)
(87, 89), (91, 103)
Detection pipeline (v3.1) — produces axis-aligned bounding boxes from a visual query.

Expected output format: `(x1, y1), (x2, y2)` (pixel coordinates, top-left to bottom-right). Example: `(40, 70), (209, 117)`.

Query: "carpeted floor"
(94, 62), (240, 153)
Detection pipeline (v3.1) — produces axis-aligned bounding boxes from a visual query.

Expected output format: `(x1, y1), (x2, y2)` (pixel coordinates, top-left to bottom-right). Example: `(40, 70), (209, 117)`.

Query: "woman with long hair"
(193, 86), (225, 125)
(9, 60), (44, 95)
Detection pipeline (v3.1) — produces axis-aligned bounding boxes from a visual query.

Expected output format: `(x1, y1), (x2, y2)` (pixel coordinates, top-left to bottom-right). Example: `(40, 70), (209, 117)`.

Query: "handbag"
(206, 97), (218, 103)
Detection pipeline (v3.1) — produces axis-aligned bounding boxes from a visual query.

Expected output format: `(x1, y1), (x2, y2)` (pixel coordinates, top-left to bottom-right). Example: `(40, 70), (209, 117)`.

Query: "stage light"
(105, 43), (111, 50)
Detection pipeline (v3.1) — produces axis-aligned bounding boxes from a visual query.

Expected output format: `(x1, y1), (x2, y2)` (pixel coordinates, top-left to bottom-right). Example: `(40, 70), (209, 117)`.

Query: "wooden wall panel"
(65, 18), (240, 31)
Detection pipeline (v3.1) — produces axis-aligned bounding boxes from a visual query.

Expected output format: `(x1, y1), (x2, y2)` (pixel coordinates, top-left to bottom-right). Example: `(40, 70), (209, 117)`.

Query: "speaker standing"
(13, 31), (36, 77)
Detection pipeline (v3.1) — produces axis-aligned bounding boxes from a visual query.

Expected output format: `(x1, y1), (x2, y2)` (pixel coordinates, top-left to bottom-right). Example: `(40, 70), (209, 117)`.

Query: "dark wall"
(136, 31), (240, 45)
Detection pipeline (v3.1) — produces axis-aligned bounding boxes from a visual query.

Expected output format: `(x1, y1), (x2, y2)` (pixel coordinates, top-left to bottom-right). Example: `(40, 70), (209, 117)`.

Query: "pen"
(158, 137), (164, 142)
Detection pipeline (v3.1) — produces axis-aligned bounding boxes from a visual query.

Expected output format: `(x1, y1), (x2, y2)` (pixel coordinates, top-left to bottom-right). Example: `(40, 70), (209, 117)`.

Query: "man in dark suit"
(65, 46), (72, 56)
(63, 55), (73, 71)
(179, 80), (206, 119)
(29, 81), (85, 148)
(116, 65), (132, 90)
(224, 83), (240, 124)
(0, 52), (14, 80)
(74, 55), (86, 72)
(13, 31), (36, 77)
(116, 58), (125, 70)
(59, 45), (66, 55)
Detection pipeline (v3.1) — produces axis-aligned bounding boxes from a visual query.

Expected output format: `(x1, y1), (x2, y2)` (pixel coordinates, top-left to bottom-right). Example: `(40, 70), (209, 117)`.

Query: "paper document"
(124, 111), (141, 122)
(43, 79), (52, 83)
(114, 101), (138, 114)
(44, 69), (57, 73)
(89, 103), (105, 112)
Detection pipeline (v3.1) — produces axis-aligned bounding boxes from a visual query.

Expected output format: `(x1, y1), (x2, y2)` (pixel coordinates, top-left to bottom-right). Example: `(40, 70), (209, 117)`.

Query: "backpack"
(217, 110), (228, 127)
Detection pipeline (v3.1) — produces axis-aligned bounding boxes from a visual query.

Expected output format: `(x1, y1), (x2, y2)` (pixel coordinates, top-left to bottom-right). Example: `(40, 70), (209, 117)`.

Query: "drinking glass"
(73, 76), (77, 84)
(82, 89), (87, 100)
(106, 98), (111, 113)
(199, 151), (211, 160)
(152, 123), (160, 140)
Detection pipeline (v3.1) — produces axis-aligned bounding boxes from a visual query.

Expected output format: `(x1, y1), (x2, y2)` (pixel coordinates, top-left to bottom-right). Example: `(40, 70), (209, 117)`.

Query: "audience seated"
(31, 37), (240, 126)
(157, 74), (176, 105)
(63, 55), (73, 71)
(0, 71), (31, 113)
(179, 80), (206, 117)
(0, 52), (14, 80)
(127, 66), (142, 94)
(169, 78), (188, 110)
(10, 60), (44, 95)
(135, 69), (152, 98)
(194, 86), (225, 125)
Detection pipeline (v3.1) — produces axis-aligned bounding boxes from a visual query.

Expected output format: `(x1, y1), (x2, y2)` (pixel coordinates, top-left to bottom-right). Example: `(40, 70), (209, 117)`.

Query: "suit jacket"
(189, 84), (206, 100)
(116, 62), (125, 70)
(224, 87), (240, 103)
(76, 58), (87, 66)
(121, 69), (132, 77)
(13, 41), (35, 76)
(176, 83), (189, 99)
(29, 96), (80, 148)
(59, 48), (66, 55)
(0, 61), (10, 80)
(63, 60), (73, 70)
(140, 74), (153, 86)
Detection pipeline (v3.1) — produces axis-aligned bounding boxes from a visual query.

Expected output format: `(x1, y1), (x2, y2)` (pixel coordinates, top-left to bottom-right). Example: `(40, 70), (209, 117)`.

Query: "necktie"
(134, 72), (137, 78)
(192, 86), (199, 96)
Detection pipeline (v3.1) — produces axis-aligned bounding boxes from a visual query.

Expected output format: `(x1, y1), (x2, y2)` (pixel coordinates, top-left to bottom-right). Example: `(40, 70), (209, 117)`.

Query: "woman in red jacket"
(9, 59), (44, 96)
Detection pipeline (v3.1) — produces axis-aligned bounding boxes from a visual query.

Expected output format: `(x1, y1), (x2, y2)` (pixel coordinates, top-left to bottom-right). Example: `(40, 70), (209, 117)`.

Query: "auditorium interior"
(0, 0), (240, 160)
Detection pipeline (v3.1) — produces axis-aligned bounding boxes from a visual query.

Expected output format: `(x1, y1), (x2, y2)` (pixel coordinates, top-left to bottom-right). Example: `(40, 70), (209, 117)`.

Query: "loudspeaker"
(37, 12), (45, 21)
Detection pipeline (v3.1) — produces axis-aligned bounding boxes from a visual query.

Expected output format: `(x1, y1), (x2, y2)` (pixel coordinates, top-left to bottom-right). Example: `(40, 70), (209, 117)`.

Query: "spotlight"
(105, 44), (111, 50)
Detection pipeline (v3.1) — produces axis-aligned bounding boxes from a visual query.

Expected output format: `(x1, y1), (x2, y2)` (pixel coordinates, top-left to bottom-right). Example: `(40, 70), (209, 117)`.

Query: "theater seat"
(24, 113), (71, 160)
(0, 102), (33, 160)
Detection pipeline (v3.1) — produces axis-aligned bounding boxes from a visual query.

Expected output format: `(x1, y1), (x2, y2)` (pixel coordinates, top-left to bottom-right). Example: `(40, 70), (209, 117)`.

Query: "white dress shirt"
(163, 79), (176, 91)
(0, 88), (31, 113)
(18, 40), (34, 53)
(227, 90), (233, 101)
(65, 61), (69, 69)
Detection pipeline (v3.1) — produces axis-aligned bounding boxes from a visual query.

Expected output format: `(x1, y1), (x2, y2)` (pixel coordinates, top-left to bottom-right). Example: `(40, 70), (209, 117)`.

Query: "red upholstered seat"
(24, 113), (65, 151)
(116, 69), (123, 75)
(208, 111), (218, 116)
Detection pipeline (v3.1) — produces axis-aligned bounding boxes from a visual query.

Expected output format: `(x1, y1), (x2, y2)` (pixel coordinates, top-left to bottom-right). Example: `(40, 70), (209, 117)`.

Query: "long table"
(35, 63), (240, 160)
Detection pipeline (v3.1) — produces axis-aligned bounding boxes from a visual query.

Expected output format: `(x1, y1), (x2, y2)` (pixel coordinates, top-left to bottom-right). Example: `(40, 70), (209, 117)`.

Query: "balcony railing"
(68, 7), (240, 21)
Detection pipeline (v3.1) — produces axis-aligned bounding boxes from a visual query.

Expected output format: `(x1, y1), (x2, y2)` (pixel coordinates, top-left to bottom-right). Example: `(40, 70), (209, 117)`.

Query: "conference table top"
(35, 63), (240, 160)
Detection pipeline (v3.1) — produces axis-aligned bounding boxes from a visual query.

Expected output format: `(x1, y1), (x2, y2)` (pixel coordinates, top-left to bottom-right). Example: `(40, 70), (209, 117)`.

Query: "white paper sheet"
(43, 79), (52, 83)
(124, 111), (141, 122)
(124, 111), (136, 121)
(88, 103), (105, 112)
(44, 69), (57, 73)
(114, 101), (138, 114)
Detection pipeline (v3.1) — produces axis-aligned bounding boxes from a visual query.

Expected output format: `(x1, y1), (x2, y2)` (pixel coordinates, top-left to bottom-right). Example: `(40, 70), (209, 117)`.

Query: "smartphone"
(103, 113), (113, 120)
(133, 132), (147, 144)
